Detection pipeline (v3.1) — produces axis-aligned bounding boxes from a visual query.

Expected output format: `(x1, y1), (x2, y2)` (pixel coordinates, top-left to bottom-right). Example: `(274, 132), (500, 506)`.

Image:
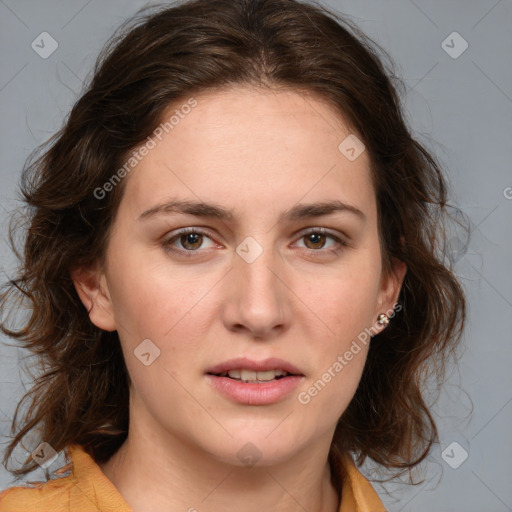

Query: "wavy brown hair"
(1, 0), (466, 482)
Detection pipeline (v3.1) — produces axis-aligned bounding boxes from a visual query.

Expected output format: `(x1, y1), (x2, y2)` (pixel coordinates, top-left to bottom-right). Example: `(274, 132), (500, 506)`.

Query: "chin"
(204, 429), (309, 469)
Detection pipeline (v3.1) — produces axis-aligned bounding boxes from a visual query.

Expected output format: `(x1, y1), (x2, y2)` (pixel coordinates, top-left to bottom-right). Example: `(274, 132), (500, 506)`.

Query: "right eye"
(162, 228), (219, 257)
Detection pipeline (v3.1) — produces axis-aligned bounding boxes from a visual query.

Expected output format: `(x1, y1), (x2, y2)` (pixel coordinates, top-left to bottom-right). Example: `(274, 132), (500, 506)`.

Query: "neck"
(100, 418), (340, 512)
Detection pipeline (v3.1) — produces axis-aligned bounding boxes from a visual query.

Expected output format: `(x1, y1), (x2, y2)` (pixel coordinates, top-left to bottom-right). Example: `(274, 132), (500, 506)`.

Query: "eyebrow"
(138, 198), (366, 222)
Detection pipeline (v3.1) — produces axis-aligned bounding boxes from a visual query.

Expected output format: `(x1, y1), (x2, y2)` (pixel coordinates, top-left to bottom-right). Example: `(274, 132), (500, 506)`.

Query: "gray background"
(0, 1), (511, 511)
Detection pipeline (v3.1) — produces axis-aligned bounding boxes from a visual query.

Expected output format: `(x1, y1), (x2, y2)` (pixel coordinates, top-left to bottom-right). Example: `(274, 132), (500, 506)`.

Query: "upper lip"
(206, 357), (304, 376)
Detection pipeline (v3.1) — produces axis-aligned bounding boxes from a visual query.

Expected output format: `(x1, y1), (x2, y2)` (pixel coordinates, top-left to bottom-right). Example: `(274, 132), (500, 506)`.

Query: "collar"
(67, 445), (385, 512)
(0, 444), (386, 511)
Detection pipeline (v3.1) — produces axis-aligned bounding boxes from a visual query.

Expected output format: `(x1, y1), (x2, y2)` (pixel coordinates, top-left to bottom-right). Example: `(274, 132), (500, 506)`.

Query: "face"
(74, 86), (405, 467)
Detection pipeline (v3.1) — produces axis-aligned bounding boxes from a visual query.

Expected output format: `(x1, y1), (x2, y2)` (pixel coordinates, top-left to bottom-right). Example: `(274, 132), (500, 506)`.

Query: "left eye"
(295, 229), (342, 251)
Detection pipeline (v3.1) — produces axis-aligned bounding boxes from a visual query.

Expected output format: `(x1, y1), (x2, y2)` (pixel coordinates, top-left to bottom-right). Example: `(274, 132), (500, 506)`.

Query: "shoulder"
(0, 445), (131, 512)
(0, 451), (82, 512)
(0, 475), (79, 512)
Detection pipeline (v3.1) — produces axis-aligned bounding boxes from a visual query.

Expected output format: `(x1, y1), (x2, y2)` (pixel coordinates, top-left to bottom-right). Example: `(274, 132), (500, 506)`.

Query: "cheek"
(107, 254), (220, 341)
(300, 268), (381, 345)
(292, 261), (379, 410)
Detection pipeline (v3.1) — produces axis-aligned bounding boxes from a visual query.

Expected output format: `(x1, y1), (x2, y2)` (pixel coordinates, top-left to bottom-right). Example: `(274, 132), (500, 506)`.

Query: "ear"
(70, 263), (117, 332)
(374, 257), (407, 328)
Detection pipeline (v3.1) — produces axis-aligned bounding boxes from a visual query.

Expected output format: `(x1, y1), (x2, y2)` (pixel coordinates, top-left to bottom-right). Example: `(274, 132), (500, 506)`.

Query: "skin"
(72, 85), (406, 512)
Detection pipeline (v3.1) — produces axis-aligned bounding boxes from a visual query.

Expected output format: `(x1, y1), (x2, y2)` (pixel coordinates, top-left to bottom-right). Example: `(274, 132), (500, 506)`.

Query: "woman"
(0, 0), (466, 510)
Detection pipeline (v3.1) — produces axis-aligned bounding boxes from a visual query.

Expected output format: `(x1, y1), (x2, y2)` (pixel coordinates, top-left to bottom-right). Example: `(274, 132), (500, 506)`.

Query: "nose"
(220, 241), (291, 340)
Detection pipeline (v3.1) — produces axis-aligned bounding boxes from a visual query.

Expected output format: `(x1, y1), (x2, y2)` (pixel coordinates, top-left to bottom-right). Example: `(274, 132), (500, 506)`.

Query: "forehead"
(120, 86), (376, 221)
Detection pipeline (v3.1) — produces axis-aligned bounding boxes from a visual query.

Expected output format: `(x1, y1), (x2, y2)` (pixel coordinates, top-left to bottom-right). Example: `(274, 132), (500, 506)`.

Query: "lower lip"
(206, 374), (304, 405)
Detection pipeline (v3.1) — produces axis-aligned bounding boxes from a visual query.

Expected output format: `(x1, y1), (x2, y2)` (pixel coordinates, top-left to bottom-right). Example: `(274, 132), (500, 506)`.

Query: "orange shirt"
(0, 445), (386, 511)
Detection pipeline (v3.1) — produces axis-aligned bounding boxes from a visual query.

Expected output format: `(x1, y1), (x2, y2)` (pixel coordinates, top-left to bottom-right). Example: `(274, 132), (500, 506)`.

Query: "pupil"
(307, 233), (325, 249)
(183, 233), (201, 249)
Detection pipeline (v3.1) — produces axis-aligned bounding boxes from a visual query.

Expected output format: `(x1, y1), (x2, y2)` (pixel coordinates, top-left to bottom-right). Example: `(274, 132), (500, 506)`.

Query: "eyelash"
(162, 227), (348, 258)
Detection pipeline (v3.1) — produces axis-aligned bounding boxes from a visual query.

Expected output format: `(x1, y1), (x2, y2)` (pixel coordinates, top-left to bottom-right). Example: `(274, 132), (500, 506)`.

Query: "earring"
(377, 313), (389, 326)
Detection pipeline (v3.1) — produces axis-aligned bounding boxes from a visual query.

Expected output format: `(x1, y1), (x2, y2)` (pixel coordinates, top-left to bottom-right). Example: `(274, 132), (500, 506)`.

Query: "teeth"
(240, 369), (257, 381)
(225, 369), (289, 382)
(254, 370), (277, 381)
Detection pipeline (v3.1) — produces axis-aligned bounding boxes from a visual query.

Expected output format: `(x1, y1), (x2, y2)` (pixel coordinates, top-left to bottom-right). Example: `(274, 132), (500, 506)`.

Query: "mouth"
(205, 357), (305, 404)
(208, 368), (296, 383)
(205, 357), (304, 381)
